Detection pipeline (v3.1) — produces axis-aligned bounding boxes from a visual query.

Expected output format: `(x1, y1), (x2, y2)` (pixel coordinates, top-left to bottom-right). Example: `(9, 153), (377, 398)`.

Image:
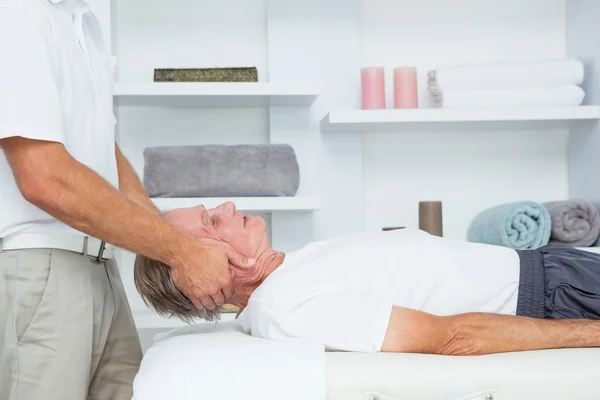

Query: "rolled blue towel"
(467, 201), (551, 250)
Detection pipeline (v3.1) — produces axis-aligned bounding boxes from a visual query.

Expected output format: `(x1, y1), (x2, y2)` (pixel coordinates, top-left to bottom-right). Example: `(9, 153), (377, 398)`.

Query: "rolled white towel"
(433, 85), (585, 108)
(428, 59), (584, 93)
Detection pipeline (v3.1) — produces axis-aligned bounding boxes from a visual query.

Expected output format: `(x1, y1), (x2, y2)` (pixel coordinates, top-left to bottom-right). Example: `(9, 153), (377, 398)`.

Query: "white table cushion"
(327, 349), (600, 400)
(133, 321), (326, 400)
(136, 322), (600, 400)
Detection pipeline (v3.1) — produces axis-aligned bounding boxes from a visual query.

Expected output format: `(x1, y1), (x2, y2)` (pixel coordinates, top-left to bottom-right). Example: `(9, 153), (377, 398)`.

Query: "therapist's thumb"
(226, 247), (256, 268)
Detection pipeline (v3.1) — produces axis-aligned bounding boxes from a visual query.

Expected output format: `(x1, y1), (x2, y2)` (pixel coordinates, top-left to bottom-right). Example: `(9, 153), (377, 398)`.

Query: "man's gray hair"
(133, 255), (222, 323)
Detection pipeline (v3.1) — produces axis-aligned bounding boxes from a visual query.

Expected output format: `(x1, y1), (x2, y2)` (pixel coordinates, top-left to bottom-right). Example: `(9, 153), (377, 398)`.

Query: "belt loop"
(96, 241), (106, 263)
(82, 236), (88, 256)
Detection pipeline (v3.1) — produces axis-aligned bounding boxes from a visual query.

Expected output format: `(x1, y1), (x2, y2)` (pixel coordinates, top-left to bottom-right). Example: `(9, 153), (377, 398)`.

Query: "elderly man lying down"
(134, 202), (600, 356)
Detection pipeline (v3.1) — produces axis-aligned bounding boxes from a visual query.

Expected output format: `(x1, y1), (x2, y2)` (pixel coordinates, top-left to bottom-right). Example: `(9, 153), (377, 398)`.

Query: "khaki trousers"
(0, 249), (143, 400)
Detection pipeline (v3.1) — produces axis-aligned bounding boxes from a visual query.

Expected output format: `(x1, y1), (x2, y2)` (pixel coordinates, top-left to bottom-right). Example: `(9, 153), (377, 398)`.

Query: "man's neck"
(230, 250), (285, 308)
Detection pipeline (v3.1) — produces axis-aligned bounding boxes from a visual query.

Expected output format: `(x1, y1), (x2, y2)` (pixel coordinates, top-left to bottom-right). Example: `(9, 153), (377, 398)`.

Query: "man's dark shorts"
(516, 245), (600, 319)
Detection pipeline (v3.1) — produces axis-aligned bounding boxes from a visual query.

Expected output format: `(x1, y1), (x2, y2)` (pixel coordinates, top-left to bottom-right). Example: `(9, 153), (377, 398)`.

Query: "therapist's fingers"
(222, 278), (235, 300)
(211, 289), (226, 308)
(200, 295), (217, 311)
(189, 296), (205, 310)
(225, 246), (256, 269)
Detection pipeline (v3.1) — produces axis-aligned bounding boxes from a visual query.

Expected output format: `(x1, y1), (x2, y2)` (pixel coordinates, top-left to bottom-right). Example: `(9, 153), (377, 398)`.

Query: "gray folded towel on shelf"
(544, 200), (600, 247)
(143, 144), (300, 198)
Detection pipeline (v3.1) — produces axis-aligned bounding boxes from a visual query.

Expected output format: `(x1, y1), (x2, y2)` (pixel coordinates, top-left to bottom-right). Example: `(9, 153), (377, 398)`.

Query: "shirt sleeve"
(243, 292), (393, 353)
(0, 6), (65, 143)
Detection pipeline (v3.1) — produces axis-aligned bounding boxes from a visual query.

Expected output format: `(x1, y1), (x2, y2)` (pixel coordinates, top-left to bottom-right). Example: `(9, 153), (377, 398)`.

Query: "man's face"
(165, 202), (270, 259)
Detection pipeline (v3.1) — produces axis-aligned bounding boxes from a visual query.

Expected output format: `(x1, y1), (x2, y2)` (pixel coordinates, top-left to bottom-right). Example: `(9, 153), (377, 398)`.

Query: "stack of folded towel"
(428, 59), (585, 108)
(468, 200), (600, 250)
(143, 144), (300, 198)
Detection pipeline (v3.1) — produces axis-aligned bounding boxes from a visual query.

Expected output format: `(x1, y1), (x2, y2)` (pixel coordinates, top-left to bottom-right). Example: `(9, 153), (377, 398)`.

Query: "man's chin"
(247, 215), (267, 231)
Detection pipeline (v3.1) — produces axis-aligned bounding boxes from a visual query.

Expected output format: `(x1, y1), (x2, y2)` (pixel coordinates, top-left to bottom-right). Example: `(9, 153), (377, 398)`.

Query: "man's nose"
(224, 201), (236, 216)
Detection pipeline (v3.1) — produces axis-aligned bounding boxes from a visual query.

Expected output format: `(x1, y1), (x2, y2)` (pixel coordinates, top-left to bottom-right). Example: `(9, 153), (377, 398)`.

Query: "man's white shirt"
(238, 229), (521, 352)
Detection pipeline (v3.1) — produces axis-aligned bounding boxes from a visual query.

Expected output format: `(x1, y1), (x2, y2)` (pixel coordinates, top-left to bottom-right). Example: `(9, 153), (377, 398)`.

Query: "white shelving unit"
(114, 82), (319, 107)
(321, 107), (600, 133)
(152, 197), (322, 212)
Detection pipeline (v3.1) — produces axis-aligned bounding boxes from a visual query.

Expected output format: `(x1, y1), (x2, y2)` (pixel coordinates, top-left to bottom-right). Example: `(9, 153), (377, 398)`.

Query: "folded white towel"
(428, 59), (584, 93)
(433, 85), (585, 108)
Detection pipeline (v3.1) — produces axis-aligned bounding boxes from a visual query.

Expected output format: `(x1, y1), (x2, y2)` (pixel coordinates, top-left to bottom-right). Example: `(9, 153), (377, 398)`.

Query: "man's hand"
(170, 239), (255, 310)
(382, 306), (600, 356)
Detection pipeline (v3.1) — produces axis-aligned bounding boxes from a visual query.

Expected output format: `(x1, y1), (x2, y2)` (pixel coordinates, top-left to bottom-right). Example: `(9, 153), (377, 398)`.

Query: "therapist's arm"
(0, 137), (254, 309)
(115, 143), (159, 213)
(381, 306), (600, 355)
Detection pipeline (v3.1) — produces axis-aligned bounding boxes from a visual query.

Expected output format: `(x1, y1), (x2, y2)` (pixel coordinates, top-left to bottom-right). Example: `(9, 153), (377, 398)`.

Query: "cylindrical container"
(419, 201), (443, 237)
(361, 67), (386, 109)
(394, 67), (418, 109)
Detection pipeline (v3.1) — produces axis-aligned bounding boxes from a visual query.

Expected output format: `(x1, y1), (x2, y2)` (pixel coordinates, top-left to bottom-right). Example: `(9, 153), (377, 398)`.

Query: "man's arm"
(382, 306), (600, 355)
(114, 143), (158, 213)
(1, 137), (252, 309)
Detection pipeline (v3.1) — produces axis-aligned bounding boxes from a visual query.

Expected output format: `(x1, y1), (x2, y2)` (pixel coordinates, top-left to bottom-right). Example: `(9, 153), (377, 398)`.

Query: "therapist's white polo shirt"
(0, 0), (118, 238)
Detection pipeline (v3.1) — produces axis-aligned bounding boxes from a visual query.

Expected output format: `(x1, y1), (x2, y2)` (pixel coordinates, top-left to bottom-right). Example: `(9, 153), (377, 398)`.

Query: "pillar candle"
(361, 67), (386, 109)
(419, 201), (443, 237)
(394, 67), (418, 109)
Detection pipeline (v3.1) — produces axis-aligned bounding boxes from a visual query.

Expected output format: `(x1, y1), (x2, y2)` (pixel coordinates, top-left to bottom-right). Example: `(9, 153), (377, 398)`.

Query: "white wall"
(267, 0), (365, 252)
(104, 0), (573, 329)
(360, 0), (569, 239)
(567, 0), (600, 245)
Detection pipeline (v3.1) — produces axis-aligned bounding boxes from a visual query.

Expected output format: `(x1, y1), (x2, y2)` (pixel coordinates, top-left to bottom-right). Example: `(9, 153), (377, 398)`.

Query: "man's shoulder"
(246, 267), (294, 313)
(247, 279), (278, 307)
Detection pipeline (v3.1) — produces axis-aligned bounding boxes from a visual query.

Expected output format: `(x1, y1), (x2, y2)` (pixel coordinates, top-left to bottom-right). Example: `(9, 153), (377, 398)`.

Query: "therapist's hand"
(170, 238), (255, 310)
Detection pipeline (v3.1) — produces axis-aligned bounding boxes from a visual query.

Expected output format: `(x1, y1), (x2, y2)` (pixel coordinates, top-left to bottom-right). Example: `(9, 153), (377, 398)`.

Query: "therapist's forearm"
(115, 143), (159, 214)
(4, 139), (194, 267)
(443, 313), (600, 356)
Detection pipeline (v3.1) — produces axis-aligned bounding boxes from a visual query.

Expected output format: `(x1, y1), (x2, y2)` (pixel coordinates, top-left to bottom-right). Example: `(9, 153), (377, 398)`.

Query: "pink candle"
(361, 67), (386, 109)
(394, 67), (418, 109)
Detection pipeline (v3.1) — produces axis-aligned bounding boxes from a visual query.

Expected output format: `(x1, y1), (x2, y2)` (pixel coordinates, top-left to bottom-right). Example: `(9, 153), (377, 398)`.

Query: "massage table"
(133, 321), (600, 400)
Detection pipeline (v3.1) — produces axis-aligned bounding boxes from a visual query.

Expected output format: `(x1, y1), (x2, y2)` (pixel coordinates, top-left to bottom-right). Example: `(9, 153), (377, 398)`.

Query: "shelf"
(114, 82), (319, 107)
(320, 107), (600, 132)
(152, 197), (321, 212)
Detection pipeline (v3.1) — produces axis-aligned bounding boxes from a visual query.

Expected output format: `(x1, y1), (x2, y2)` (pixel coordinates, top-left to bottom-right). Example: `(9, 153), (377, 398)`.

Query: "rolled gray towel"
(143, 144), (300, 198)
(544, 200), (600, 247)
